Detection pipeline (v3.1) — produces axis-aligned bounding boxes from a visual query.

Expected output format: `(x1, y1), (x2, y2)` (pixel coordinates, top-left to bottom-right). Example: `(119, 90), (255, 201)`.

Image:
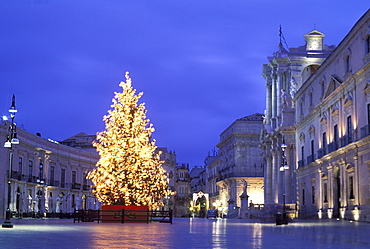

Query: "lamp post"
(2, 95), (19, 228)
(280, 141), (289, 225)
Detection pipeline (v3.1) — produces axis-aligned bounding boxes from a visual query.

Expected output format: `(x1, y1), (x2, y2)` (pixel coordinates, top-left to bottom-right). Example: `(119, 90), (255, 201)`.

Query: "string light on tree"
(88, 72), (170, 209)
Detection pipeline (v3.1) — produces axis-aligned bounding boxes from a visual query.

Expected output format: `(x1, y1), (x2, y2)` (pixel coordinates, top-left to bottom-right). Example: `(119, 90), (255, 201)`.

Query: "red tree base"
(101, 205), (149, 223)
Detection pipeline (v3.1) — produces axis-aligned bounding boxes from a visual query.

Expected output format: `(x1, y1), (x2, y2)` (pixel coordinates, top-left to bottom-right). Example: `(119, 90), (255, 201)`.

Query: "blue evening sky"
(0, 1), (368, 166)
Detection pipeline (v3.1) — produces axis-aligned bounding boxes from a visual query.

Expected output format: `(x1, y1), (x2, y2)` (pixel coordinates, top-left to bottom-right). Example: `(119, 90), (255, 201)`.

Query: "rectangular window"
(324, 183), (328, 203)
(312, 186), (315, 204)
(302, 189), (305, 205)
(311, 140), (314, 157)
(322, 132), (327, 154)
(50, 166), (55, 182)
(368, 104), (370, 124)
(301, 146), (305, 164)
(349, 176), (355, 199)
(61, 168), (66, 187)
(18, 157), (23, 175)
(334, 125), (339, 149)
(28, 160), (33, 181)
(72, 170), (77, 184)
(347, 116), (352, 143)
(83, 172), (88, 186)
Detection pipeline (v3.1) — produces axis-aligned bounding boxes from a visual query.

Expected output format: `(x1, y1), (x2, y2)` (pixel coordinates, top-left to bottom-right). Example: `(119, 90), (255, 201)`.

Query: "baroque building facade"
(0, 124), (99, 219)
(260, 28), (336, 211)
(207, 113), (264, 218)
(157, 148), (192, 217)
(261, 9), (370, 222)
(294, 9), (370, 221)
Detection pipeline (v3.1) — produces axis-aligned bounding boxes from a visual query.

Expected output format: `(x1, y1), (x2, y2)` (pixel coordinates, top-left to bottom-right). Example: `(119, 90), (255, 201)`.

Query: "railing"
(216, 171), (264, 182)
(297, 159), (305, 169)
(72, 183), (82, 190)
(317, 148), (327, 158)
(306, 154), (315, 164)
(361, 124), (370, 138)
(328, 141), (339, 153)
(340, 135), (352, 147)
(49, 180), (60, 187)
(73, 209), (173, 224)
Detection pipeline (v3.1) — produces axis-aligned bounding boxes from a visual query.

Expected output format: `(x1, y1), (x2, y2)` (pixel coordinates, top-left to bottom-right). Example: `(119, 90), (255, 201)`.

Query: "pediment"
(323, 75), (343, 99)
(363, 81), (370, 94)
(304, 30), (325, 38)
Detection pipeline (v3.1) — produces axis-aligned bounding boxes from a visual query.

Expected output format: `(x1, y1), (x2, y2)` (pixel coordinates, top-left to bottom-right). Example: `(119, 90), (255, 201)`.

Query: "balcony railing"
(298, 159), (305, 169)
(72, 183), (82, 190)
(340, 135), (352, 147)
(328, 141), (339, 153)
(317, 148), (327, 158)
(306, 154), (315, 164)
(215, 171), (264, 182)
(361, 124), (370, 138)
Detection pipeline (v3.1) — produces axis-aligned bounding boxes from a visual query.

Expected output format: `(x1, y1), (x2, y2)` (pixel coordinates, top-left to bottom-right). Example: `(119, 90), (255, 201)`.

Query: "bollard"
(275, 212), (282, 225)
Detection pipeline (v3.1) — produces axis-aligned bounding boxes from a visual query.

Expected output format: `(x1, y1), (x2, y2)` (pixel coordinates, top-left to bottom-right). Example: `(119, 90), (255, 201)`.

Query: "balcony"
(306, 154), (315, 164)
(361, 124), (370, 138)
(317, 148), (327, 158)
(48, 180), (60, 187)
(340, 134), (352, 147)
(10, 171), (27, 181)
(72, 183), (82, 190)
(328, 141), (339, 153)
(215, 171), (264, 182)
(298, 159), (305, 169)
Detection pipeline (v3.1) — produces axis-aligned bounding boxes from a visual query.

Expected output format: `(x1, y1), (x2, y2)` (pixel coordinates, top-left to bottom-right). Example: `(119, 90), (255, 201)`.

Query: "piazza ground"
(1, 218), (370, 248)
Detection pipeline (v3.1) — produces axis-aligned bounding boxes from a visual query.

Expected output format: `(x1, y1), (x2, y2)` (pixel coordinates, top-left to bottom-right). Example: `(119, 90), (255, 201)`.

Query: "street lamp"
(2, 95), (19, 228)
(280, 141), (289, 225)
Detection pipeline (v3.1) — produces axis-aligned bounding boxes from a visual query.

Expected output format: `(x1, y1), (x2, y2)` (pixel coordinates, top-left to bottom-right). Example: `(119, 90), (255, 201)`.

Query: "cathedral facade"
(261, 9), (370, 221)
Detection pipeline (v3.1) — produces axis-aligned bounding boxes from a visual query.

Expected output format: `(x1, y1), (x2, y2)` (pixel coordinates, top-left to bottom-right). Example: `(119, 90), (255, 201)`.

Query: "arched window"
(302, 65), (320, 83)
(320, 80), (325, 98)
(345, 55), (350, 72)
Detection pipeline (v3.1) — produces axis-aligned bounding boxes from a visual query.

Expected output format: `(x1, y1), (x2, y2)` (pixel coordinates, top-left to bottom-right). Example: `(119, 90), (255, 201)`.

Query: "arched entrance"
(192, 192), (209, 218)
(16, 187), (21, 212)
(333, 167), (341, 218)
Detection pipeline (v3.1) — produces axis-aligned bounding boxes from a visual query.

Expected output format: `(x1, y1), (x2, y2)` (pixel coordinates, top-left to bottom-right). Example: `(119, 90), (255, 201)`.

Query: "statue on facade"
(290, 77), (297, 99)
(281, 89), (289, 108)
(242, 179), (248, 194)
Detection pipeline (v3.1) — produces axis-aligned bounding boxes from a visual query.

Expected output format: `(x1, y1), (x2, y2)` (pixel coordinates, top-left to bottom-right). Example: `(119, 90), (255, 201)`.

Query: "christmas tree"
(88, 72), (170, 208)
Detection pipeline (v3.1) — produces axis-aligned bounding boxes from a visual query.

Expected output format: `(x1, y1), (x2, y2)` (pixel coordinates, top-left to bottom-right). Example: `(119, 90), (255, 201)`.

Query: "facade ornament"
(290, 77), (297, 99)
(281, 89), (289, 108)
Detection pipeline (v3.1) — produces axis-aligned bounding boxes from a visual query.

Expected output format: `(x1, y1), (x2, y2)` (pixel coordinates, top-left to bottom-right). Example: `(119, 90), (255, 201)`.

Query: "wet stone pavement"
(0, 218), (369, 249)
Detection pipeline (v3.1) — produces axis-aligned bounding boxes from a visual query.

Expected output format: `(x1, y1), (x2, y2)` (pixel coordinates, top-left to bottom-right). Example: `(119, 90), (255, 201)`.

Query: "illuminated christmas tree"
(88, 72), (170, 208)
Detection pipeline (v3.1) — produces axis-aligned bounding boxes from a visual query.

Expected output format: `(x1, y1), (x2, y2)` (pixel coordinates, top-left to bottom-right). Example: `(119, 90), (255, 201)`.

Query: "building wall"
(260, 29), (336, 207)
(0, 122), (99, 219)
(207, 113), (265, 217)
(294, 9), (370, 221)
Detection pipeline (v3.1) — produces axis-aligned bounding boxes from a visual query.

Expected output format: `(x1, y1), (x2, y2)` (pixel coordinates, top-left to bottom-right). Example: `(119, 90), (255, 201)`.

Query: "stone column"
(271, 68), (277, 129)
(265, 149), (273, 204)
(353, 155), (359, 206)
(272, 146), (279, 204)
(316, 168), (322, 218)
(327, 165), (334, 218)
(266, 81), (272, 125)
(285, 145), (292, 203)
